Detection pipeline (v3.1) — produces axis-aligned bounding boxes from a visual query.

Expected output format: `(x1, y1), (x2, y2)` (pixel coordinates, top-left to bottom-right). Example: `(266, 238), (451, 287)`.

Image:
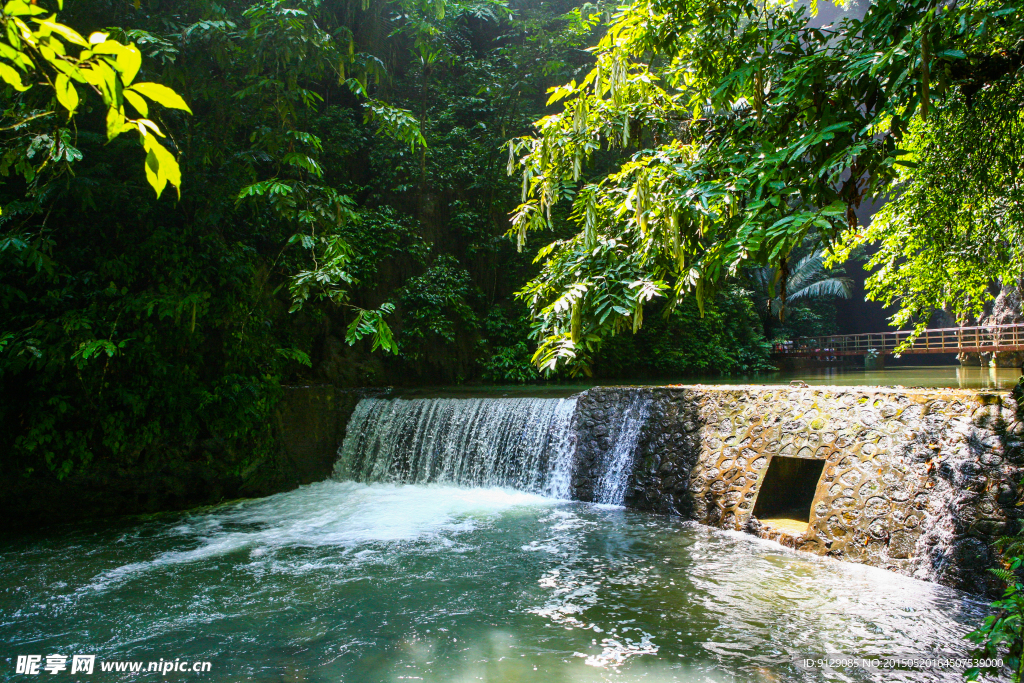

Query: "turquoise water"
(0, 481), (988, 682)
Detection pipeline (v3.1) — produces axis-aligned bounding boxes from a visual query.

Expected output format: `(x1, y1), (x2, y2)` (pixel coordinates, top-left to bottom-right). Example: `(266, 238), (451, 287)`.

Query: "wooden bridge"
(772, 323), (1024, 358)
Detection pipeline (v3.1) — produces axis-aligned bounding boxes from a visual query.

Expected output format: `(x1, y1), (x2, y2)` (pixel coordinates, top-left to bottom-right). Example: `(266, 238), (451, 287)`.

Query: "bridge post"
(990, 351), (1024, 368)
(957, 351), (983, 366)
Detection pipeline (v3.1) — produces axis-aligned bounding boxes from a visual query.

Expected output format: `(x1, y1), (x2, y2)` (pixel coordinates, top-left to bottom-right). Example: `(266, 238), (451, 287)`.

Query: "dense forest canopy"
(0, 0), (784, 498)
(510, 0), (1023, 371)
(2, 1), (1022, 673)
(0, 0), (1021, 513)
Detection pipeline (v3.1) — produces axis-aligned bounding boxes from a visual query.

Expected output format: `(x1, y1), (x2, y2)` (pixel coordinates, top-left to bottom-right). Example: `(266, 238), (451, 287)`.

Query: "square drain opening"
(752, 456), (826, 536)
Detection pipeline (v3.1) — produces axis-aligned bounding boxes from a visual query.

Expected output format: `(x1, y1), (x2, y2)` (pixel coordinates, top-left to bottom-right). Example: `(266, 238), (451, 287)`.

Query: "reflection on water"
(0, 481), (988, 682)
(392, 365), (1023, 398)
(759, 364), (1022, 390)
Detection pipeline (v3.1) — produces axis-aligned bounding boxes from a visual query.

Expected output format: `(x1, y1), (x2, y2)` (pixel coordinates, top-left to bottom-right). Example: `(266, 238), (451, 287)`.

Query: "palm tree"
(748, 249), (853, 324)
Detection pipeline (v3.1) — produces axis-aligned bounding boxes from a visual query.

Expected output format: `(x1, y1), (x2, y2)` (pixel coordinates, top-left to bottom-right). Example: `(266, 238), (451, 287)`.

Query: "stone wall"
(271, 385), (367, 487)
(574, 385), (1024, 595)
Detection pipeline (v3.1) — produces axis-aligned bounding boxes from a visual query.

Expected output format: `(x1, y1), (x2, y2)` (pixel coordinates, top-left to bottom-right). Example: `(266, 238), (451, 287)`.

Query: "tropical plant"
(833, 80), (1024, 338)
(0, 0), (188, 200)
(506, 0), (1024, 372)
(477, 306), (539, 383)
(966, 531), (1024, 682)
(0, 0), (443, 515)
(398, 255), (478, 366)
(748, 249), (853, 325)
(593, 285), (774, 377)
(480, 342), (539, 383)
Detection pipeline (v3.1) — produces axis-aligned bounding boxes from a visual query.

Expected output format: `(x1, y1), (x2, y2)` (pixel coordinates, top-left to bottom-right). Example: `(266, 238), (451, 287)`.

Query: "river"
(0, 481), (987, 682)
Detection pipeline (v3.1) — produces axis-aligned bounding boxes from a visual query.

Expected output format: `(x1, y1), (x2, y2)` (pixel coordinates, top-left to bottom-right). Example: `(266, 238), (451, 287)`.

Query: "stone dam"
(278, 384), (1024, 595)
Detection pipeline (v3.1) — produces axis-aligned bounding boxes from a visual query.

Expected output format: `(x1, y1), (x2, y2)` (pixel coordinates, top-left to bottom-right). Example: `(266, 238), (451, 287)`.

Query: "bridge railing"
(772, 323), (1024, 356)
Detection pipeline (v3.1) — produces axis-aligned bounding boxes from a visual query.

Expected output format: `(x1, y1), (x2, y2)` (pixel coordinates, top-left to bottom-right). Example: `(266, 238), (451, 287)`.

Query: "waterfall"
(334, 396), (579, 498)
(593, 393), (652, 505)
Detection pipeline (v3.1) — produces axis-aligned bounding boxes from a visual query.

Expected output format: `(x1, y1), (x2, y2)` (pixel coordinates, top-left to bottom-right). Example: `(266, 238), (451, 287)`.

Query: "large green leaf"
(129, 82), (193, 113)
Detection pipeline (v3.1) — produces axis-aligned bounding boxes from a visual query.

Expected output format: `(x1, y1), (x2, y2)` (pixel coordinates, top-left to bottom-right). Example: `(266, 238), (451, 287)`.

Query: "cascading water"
(2, 387), (989, 682)
(334, 396), (578, 498)
(593, 393), (652, 505)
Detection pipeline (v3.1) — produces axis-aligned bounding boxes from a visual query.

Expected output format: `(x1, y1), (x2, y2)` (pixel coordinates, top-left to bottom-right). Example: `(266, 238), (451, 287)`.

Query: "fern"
(965, 531), (1024, 682)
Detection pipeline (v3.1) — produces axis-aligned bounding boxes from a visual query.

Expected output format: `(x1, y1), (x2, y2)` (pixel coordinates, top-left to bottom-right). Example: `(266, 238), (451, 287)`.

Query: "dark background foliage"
(0, 0), (833, 524)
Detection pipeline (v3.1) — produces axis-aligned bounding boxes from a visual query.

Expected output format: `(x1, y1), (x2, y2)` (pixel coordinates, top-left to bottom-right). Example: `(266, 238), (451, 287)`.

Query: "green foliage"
(0, 0), (189, 198)
(366, 100), (429, 151)
(346, 303), (399, 354)
(835, 81), (1024, 340)
(286, 233), (357, 312)
(276, 347), (313, 366)
(478, 306), (539, 384)
(745, 247), (851, 341)
(0, 0), (437, 492)
(479, 342), (539, 383)
(768, 301), (841, 341)
(748, 249), (853, 325)
(594, 286), (774, 378)
(507, 0), (1024, 371)
(398, 255), (478, 361)
(966, 531), (1024, 682)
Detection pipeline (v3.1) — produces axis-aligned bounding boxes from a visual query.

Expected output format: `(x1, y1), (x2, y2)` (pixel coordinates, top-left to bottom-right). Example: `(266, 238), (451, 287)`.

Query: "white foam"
(593, 393), (652, 505)
(85, 481), (559, 591)
(335, 396), (579, 495)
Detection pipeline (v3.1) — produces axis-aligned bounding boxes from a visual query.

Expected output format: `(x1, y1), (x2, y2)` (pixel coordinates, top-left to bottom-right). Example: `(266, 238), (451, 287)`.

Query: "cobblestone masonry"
(573, 385), (1024, 595)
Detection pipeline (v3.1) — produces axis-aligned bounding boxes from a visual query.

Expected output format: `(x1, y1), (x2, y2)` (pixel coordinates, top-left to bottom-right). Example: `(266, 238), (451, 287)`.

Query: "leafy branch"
(1, 0), (192, 198)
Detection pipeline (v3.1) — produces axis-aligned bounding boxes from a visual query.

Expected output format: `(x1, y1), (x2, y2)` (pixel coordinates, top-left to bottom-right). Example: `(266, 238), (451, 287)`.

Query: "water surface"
(0, 482), (987, 682)
(392, 365), (1023, 398)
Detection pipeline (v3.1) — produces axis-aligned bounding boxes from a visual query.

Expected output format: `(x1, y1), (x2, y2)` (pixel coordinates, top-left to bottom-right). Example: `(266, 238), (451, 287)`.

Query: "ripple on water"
(0, 481), (992, 683)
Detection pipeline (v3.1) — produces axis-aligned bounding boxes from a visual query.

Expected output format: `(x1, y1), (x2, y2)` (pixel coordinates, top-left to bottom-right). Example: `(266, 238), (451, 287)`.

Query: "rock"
(977, 281), (1024, 367)
(936, 538), (993, 593)
(565, 384), (1017, 596)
